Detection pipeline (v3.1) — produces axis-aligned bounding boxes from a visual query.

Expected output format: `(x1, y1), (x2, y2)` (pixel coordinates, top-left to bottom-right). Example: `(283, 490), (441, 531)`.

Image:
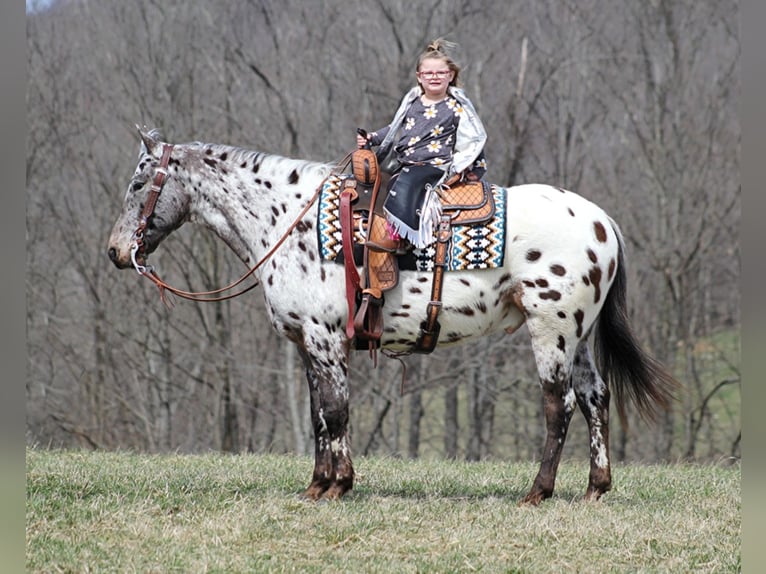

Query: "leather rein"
(130, 143), (350, 304)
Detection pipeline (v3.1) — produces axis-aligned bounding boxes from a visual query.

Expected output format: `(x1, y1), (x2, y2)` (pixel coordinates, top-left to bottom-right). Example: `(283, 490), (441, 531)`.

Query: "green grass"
(26, 448), (740, 573)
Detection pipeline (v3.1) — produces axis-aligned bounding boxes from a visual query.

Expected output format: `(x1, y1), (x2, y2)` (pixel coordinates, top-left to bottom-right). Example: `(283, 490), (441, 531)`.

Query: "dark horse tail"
(594, 220), (680, 427)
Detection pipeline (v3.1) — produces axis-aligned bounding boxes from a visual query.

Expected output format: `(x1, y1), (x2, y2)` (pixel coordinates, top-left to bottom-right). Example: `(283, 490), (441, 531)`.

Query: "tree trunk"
(408, 389), (423, 459)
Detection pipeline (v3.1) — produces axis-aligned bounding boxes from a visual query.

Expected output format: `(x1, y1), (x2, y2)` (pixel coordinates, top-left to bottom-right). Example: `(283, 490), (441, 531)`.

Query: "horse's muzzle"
(107, 246), (130, 269)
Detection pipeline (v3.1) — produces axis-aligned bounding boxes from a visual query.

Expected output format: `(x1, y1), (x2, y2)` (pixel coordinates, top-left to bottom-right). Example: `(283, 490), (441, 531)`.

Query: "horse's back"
(499, 183), (618, 267)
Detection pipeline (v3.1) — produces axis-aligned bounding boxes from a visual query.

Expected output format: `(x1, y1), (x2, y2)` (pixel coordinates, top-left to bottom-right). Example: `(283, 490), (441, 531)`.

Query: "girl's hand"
(356, 128), (371, 149)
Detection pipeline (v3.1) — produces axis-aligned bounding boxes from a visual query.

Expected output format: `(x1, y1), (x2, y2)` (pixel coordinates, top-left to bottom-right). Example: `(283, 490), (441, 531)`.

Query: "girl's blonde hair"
(417, 38), (462, 87)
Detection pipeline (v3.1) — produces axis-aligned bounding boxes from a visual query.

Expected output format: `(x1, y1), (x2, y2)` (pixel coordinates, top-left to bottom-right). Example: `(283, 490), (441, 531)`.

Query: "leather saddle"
(337, 150), (495, 359)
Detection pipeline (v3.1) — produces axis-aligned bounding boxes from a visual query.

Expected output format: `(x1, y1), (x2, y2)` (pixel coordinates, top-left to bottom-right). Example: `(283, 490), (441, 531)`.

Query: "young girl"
(357, 38), (487, 248)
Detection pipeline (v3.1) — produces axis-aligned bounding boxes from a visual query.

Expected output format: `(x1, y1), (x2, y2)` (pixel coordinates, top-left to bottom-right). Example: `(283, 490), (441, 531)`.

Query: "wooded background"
(26, 0), (740, 464)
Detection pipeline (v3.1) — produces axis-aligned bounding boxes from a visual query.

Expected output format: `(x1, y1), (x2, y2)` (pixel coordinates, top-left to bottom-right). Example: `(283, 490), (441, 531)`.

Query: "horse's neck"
(182, 145), (331, 263)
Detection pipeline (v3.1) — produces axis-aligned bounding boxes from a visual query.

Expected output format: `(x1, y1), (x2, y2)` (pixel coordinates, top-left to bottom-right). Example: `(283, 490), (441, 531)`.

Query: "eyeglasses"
(417, 70), (452, 79)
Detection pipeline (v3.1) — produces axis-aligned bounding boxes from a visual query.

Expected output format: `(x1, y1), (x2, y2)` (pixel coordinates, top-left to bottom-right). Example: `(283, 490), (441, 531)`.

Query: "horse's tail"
(594, 219), (681, 428)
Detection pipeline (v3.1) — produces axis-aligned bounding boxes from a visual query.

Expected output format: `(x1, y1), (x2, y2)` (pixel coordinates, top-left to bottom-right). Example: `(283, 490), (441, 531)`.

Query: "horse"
(107, 126), (679, 505)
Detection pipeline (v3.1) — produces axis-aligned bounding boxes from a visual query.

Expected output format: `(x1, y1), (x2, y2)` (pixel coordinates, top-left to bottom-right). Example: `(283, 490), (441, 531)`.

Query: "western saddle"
(338, 147), (495, 362)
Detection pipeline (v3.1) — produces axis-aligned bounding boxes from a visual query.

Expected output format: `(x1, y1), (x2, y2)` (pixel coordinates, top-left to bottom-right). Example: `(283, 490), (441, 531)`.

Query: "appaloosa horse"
(107, 127), (678, 505)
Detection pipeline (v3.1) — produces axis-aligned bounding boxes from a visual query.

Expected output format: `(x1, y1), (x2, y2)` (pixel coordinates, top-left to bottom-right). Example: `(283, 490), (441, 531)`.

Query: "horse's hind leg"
(572, 341), (612, 501)
(520, 320), (577, 506)
(297, 343), (354, 501)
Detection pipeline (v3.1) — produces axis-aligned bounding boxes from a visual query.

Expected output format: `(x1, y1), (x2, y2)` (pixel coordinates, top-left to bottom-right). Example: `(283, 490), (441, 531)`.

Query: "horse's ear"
(136, 124), (160, 155)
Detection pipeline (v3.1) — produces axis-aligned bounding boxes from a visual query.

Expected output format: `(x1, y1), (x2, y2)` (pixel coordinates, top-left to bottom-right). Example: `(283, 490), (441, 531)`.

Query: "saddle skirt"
(317, 175), (507, 272)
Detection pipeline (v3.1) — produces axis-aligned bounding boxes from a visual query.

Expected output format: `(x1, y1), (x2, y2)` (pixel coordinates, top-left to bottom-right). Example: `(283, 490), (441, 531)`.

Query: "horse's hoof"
(584, 486), (609, 502)
(321, 483), (350, 501)
(519, 489), (548, 507)
(301, 483), (326, 501)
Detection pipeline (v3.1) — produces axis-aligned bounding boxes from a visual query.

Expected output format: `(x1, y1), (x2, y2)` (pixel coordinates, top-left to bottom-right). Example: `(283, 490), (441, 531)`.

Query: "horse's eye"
(131, 181), (144, 192)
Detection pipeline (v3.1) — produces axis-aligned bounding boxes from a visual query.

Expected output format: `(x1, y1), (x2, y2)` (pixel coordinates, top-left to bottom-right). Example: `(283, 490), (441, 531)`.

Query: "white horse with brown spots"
(107, 127), (678, 505)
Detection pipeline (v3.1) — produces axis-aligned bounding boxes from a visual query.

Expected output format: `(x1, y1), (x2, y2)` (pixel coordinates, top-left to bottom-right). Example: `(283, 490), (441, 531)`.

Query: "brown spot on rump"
(594, 221), (608, 243)
(550, 264), (566, 276)
(582, 275), (590, 286)
(535, 278), (549, 287)
(523, 280), (535, 288)
(588, 265), (603, 303)
(539, 290), (562, 301)
(526, 249), (542, 262)
(288, 169), (300, 184)
(574, 309), (584, 338)
(587, 249), (597, 263)
(557, 335), (566, 352)
(608, 258), (616, 281)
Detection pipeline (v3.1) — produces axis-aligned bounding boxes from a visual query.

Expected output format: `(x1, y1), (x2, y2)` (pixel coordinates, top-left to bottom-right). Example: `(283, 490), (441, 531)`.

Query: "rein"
(130, 144), (352, 304)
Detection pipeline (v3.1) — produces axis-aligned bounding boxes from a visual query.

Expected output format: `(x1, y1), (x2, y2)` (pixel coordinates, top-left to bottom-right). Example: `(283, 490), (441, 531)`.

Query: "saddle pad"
(317, 175), (506, 271)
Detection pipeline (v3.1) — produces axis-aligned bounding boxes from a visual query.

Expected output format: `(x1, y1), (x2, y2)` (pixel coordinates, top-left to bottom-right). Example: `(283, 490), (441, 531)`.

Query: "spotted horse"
(107, 127), (679, 505)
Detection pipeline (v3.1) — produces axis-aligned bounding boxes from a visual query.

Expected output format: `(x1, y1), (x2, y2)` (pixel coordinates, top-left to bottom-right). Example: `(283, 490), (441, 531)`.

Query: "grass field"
(26, 448), (740, 573)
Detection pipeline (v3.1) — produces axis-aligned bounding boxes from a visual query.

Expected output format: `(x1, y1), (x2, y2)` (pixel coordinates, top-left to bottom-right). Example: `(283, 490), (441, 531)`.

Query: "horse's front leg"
(298, 344), (354, 501)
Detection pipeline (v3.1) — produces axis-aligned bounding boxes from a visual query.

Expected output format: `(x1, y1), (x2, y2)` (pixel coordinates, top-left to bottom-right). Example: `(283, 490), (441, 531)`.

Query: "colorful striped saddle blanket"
(317, 175), (506, 272)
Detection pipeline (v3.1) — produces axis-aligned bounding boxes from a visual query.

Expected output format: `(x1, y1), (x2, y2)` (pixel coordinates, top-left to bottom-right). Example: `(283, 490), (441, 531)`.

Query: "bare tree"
(27, 0), (740, 464)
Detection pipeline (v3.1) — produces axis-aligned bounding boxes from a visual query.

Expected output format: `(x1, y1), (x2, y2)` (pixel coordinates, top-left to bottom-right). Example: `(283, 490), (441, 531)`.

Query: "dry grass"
(26, 448), (740, 573)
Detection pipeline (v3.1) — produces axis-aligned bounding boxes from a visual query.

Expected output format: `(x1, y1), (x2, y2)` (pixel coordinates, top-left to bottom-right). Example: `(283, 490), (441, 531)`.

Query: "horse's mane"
(185, 140), (336, 178)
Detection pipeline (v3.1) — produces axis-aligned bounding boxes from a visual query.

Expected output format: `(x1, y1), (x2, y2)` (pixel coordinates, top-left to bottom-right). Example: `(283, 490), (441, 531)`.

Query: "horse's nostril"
(108, 247), (118, 262)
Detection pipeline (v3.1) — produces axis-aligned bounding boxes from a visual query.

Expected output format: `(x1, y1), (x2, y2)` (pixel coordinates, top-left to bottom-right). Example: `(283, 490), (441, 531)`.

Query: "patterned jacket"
(373, 86), (487, 182)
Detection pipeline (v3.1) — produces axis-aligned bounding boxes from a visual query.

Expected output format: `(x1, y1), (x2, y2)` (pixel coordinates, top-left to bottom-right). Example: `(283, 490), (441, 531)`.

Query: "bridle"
(130, 143), (173, 273)
(129, 143), (349, 305)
